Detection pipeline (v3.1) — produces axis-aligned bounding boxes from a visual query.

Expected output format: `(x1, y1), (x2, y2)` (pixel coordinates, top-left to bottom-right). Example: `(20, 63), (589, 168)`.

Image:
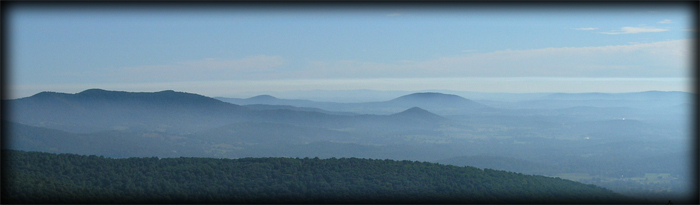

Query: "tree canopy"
(2, 150), (637, 204)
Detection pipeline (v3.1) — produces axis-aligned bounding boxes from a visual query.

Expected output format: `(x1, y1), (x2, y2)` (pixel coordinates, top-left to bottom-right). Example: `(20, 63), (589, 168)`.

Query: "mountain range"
(3, 88), (694, 203)
(216, 92), (493, 115)
(7, 89), (451, 134)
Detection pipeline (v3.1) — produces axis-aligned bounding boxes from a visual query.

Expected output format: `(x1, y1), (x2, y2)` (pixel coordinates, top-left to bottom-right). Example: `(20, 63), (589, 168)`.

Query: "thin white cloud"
(658, 19), (673, 24)
(575, 27), (598, 31)
(600, 26), (668, 35)
(93, 40), (691, 87)
(297, 39), (691, 79)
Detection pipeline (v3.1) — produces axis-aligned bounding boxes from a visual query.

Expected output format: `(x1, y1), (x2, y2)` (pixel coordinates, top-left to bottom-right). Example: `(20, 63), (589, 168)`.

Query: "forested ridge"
(2, 150), (638, 204)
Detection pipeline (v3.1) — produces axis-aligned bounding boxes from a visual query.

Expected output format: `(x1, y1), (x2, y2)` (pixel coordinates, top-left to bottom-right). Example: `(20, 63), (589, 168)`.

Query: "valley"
(3, 88), (695, 203)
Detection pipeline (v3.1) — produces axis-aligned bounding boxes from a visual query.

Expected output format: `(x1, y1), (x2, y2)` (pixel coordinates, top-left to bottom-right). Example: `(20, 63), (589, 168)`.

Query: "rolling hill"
(7, 89), (249, 133)
(388, 92), (490, 108)
(3, 150), (638, 204)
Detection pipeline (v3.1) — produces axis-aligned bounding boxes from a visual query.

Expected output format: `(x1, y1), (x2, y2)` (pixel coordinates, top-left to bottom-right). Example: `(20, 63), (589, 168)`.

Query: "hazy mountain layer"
(6, 89), (450, 134)
(217, 92), (493, 115)
(4, 88), (694, 203)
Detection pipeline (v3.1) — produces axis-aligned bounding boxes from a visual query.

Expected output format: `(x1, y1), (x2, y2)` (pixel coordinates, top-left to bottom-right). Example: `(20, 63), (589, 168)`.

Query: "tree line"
(1, 150), (637, 204)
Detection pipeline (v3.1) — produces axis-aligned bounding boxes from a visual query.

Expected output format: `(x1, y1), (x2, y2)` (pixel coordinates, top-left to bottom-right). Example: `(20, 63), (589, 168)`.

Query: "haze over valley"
(4, 88), (694, 203)
(4, 2), (695, 204)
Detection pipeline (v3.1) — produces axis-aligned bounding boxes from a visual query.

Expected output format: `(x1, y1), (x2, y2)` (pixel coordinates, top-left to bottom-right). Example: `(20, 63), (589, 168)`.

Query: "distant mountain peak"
(75, 89), (140, 98)
(30, 91), (61, 96)
(78, 88), (109, 94)
(391, 92), (468, 102)
(390, 92), (487, 105)
(400, 107), (431, 114)
(78, 89), (181, 95)
(24, 91), (69, 100)
(383, 92), (491, 112)
(403, 92), (462, 98)
(391, 107), (445, 120)
(23, 89), (232, 107)
(248, 95), (278, 100)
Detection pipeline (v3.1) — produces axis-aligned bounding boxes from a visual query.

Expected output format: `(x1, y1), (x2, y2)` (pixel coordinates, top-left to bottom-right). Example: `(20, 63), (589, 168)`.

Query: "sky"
(5, 3), (696, 99)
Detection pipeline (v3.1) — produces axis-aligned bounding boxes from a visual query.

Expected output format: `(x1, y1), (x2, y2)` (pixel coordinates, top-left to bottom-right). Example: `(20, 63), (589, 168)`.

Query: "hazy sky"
(6, 3), (696, 99)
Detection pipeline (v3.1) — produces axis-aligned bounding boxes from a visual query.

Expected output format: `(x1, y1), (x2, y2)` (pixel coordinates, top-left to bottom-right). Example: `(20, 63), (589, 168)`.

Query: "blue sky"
(6, 3), (695, 99)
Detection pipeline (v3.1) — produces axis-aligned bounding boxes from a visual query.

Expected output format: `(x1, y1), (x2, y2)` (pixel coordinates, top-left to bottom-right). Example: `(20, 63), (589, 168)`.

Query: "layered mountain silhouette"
(217, 94), (330, 108)
(390, 92), (480, 105)
(386, 92), (492, 113)
(509, 91), (693, 110)
(391, 107), (445, 121)
(243, 104), (357, 116)
(218, 92), (493, 115)
(8, 89), (248, 133)
(541, 91), (690, 101)
(4, 88), (692, 203)
(6, 89), (450, 134)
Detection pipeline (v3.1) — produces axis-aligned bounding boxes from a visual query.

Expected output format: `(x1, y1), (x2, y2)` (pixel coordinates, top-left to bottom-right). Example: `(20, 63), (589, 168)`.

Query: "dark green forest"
(2, 150), (638, 204)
